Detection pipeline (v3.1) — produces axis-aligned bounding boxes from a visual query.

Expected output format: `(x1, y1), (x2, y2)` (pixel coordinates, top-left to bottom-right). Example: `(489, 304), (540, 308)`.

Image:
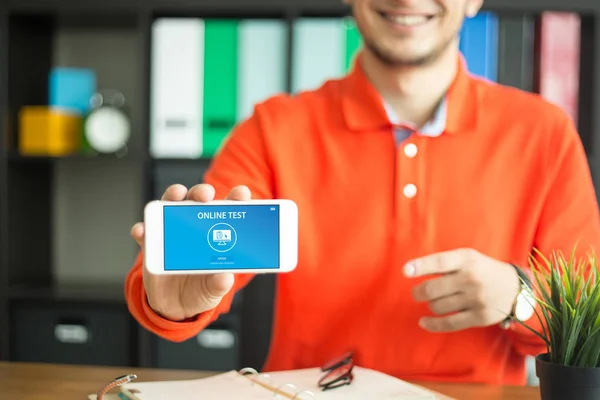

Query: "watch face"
(85, 107), (130, 153)
(515, 289), (536, 321)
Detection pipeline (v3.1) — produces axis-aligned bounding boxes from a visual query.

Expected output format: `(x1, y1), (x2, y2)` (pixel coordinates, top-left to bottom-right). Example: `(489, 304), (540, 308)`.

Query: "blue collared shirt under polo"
(383, 97), (448, 146)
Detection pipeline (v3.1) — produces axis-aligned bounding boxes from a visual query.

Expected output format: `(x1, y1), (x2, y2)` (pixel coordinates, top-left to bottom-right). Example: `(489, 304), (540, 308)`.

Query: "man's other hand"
(404, 248), (521, 332)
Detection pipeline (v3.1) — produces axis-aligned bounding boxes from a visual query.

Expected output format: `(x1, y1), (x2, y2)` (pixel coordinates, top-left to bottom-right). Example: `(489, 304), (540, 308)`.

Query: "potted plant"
(517, 247), (600, 400)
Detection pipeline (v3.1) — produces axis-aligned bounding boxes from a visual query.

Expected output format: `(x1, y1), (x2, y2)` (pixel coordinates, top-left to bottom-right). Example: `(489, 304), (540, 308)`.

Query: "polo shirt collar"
(340, 52), (479, 135)
(383, 97), (447, 137)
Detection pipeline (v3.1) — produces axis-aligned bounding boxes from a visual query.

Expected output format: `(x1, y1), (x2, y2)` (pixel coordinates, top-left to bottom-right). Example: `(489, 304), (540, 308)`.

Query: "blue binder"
(459, 11), (499, 81)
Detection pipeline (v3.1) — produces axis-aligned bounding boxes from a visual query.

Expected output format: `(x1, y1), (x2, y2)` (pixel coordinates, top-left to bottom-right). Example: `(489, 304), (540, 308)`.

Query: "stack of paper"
(89, 366), (455, 399)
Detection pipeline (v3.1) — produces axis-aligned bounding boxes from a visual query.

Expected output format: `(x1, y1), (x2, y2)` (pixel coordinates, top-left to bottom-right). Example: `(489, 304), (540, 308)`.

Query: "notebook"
(89, 366), (455, 399)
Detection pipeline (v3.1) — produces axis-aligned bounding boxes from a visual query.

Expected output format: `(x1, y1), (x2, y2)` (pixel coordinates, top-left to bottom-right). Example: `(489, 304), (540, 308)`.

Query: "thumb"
(204, 273), (235, 299)
(131, 222), (145, 251)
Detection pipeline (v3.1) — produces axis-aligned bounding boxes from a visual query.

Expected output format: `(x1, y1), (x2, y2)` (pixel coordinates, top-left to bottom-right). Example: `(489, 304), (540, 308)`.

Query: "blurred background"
(0, 0), (598, 388)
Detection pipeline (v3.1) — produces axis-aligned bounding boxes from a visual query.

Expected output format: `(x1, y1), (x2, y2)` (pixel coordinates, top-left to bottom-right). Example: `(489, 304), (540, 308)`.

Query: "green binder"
(344, 19), (363, 71)
(200, 19), (288, 157)
(202, 20), (238, 157)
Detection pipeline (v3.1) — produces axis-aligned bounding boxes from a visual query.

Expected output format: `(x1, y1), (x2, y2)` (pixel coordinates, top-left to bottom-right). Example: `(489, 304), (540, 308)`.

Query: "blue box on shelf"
(49, 67), (97, 115)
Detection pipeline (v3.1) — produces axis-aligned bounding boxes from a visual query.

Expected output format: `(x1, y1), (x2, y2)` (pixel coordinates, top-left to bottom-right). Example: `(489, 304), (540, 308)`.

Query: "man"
(125, 0), (600, 386)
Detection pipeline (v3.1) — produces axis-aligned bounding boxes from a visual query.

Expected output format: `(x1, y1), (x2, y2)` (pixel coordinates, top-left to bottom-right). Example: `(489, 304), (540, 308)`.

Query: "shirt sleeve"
(125, 107), (276, 342)
(504, 112), (600, 356)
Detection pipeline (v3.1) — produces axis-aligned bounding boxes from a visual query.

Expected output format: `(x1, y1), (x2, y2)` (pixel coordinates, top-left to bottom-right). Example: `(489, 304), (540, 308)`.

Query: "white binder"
(238, 19), (287, 121)
(291, 18), (347, 94)
(150, 18), (288, 159)
(150, 18), (204, 158)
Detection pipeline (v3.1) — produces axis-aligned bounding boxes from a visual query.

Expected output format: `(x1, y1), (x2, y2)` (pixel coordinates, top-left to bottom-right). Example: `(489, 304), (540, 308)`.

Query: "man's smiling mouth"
(378, 11), (435, 27)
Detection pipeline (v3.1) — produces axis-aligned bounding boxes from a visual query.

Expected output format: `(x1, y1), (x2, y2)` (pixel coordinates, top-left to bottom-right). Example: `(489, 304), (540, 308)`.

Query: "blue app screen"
(163, 204), (280, 271)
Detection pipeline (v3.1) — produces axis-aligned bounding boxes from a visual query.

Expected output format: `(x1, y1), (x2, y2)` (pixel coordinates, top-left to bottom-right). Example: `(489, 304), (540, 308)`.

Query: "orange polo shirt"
(125, 54), (600, 385)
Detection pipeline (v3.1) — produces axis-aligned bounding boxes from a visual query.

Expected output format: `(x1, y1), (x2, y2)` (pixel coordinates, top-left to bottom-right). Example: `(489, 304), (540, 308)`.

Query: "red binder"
(534, 12), (581, 124)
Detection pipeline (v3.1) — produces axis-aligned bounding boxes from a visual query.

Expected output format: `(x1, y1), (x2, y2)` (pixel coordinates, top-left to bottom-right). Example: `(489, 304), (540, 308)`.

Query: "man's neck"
(360, 45), (459, 128)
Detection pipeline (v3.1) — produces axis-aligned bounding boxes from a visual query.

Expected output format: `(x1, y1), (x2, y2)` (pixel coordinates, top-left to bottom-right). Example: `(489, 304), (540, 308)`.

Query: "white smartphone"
(143, 199), (298, 274)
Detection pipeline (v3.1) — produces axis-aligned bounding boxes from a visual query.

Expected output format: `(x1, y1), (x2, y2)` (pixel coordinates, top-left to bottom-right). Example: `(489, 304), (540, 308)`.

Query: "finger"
(186, 183), (216, 202)
(412, 273), (464, 302)
(205, 273), (235, 298)
(179, 273), (236, 317)
(225, 185), (251, 201)
(404, 248), (474, 277)
(419, 310), (477, 332)
(427, 293), (470, 316)
(161, 184), (188, 201)
(131, 222), (145, 249)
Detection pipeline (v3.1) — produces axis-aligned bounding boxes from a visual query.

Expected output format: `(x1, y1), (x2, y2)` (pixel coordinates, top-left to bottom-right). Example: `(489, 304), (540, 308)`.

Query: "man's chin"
(389, 53), (435, 66)
(365, 38), (452, 67)
(372, 48), (436, 67)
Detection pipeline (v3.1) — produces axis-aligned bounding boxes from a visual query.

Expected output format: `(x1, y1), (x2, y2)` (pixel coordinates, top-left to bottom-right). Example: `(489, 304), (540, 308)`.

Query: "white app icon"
(213, 229), (231, 245)
(207, 223), (237, 252)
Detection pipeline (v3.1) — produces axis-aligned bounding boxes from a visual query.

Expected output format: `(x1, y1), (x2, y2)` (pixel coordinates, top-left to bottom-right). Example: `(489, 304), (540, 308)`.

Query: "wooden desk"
(0, 361), (541, 400)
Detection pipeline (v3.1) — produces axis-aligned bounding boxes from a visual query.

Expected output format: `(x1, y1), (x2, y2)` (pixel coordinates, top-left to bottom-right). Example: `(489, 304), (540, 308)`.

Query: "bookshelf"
(3, 0), (600, 13)
(0, 0), (599, 373)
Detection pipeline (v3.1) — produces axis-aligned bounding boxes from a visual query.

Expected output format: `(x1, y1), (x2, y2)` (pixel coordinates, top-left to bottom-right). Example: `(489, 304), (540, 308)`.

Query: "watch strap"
(500, 264), (530, 329)
(512, 263), (532, 288)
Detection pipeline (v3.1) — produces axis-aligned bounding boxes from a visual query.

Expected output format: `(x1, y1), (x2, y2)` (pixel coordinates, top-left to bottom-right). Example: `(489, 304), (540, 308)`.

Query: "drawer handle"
(197, 329), (235, 349)
(54, 324), (89, 344)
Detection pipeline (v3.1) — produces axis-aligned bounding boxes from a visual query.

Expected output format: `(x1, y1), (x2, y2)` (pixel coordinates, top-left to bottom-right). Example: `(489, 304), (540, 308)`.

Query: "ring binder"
(96, 374), (137, 400)
(294, 390), (317, 399)
(90, 363), (454, 399)
(241, 367), (277, 389)
(237, 367), (316, 399)
(256, 373), (276, 388)
(239, 367), (259, 375)
(275, 383), (297, 398)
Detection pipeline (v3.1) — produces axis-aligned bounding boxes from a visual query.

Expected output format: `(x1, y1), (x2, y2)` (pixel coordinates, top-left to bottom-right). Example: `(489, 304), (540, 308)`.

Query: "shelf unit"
(3, 0), (600, 13)
(0, 0), (599, 372)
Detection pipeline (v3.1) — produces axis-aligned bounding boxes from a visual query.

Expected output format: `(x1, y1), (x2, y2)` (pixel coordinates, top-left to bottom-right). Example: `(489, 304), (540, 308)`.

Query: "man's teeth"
(385, 14), (429, 26)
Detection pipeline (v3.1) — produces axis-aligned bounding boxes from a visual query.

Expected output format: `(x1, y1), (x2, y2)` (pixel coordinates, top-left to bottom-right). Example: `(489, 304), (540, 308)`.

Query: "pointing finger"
(404, 249), (471, 277)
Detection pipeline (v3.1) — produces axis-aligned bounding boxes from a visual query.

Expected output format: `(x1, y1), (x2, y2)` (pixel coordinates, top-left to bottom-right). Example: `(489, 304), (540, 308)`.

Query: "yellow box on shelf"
(19, 106), (82, 156)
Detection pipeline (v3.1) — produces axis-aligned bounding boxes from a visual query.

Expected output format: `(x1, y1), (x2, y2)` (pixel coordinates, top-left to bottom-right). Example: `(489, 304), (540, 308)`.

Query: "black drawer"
(155, 314), (240, 371)
(10, 301), (133, 366)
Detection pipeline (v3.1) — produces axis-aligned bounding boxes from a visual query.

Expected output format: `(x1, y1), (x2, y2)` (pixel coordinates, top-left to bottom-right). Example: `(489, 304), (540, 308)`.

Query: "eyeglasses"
(318, 351), (354, 391)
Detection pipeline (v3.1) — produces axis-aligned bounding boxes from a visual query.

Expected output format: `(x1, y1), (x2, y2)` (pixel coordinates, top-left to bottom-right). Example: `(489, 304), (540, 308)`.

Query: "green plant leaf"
(522, 246), (600, 367)
(575, 323), (600, 367)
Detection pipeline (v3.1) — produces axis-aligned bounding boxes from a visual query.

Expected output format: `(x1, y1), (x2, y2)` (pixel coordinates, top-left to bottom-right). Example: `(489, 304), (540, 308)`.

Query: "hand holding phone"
(143, 197), (298, 275)
(130, 184), (251, 321)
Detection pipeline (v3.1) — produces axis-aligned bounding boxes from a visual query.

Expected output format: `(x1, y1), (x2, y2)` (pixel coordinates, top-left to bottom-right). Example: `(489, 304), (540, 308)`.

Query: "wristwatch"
(500, 264), (536, 329)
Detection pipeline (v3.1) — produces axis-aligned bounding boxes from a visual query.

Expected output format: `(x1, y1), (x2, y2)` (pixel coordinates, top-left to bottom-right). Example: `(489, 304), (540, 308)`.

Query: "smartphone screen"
(163, 204), (280, 271)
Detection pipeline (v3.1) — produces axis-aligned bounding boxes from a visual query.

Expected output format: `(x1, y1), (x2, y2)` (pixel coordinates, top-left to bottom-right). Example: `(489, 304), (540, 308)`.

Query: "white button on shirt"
(383, 98), (446, 202)
(403, 143), (418, 158)
(403, 184), (417, 198)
